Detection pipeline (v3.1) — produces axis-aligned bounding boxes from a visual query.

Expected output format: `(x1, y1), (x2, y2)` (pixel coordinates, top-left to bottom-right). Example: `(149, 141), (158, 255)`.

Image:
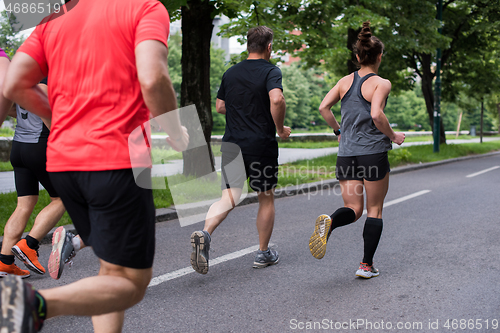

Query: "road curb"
(2, 150), (499, 248)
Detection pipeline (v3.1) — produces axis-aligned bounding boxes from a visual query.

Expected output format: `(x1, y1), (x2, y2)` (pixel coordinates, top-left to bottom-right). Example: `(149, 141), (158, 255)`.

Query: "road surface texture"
(23, 153), (500, 332)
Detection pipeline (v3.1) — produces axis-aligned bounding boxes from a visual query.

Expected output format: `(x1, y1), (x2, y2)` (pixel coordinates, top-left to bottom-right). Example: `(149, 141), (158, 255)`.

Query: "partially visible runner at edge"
(190, 26), (291, 275)
(0, 48), (83, 281)
(0, 0), (188, 332)
(308, 21), (405, 279)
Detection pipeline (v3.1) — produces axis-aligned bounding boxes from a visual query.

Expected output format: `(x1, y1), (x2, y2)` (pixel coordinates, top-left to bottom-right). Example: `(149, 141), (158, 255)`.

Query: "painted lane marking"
(466, 166), (500, 178)
(148, 244), (271, 287)
(362, 190), (431, 216)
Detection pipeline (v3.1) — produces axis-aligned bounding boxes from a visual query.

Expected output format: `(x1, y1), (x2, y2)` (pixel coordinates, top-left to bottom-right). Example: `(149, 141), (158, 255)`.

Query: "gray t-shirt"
(338, 72), (392, 157)
(13, 104), (49, 143)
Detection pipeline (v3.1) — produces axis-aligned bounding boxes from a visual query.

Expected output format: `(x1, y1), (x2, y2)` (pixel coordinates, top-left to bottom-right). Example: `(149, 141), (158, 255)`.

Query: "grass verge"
(0, 161), (13, 172)
(1, 141), (499, 235)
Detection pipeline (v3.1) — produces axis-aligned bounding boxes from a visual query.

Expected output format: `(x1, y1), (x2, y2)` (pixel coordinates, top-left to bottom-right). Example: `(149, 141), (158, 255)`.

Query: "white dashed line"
(148, 244), (271, 287)
(466, 166), (500, 178)
(362, 190), (431, 216)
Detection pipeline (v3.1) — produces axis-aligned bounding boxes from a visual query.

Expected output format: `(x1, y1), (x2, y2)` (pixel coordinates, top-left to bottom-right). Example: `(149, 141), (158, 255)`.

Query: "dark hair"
(247, 26), (274, 54)
(354, 21), (384, 66)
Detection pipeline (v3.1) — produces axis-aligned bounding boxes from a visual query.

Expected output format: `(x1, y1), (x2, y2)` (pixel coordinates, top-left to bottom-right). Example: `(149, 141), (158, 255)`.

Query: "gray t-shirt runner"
(13, 77), (49, 143)
(13, 104), (49, 143)
(338, 71), (392, 157)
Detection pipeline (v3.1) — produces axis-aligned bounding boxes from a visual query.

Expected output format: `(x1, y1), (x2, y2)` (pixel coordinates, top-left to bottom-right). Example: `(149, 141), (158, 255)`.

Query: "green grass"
(0, 161), (13, 172)
(151, 144), (222, 164)
(2, 140), (500, 235)
(279, 140), (339, 149)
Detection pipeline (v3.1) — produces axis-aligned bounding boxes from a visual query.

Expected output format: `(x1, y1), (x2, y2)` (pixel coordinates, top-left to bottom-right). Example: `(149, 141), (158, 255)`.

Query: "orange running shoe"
(11, 239), (46, 274)
(0, 261), (31, 278)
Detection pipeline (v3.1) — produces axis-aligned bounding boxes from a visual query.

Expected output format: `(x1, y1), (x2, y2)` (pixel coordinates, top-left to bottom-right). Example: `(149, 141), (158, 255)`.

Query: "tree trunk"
(181, 0), (215, 177)
(420, 54), (446, 144)
(347, 28), (360, 74)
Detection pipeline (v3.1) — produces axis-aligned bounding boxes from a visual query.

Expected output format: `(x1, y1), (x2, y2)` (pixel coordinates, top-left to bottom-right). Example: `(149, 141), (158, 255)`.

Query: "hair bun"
(358, 21), (372, 44)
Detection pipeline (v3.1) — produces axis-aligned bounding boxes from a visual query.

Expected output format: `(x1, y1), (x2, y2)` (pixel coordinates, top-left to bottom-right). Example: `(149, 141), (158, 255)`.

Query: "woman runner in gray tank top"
(308, 22), (405, 278)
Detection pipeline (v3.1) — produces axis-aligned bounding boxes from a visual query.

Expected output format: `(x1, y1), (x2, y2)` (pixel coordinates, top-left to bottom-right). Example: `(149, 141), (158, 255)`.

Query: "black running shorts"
(336, 151), (390, 181)
(10, 139), (58, 197)
(49, 168), (156, 269)
(221, 151), (278, 193)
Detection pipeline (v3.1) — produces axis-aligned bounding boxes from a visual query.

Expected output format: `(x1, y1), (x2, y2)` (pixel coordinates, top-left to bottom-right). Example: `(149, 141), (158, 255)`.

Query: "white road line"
(362, 190), (431, 216)
(466, 166), (500, 178)
(148, 244), (269, 287)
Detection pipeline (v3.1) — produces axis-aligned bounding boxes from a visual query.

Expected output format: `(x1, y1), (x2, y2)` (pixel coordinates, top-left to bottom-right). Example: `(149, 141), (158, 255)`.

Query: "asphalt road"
(24, 153), (500, 332)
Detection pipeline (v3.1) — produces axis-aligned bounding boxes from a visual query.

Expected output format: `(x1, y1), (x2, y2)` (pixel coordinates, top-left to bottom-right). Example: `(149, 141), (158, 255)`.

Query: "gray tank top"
(13, 104), (49, 143)
(338, 71), (392, 157)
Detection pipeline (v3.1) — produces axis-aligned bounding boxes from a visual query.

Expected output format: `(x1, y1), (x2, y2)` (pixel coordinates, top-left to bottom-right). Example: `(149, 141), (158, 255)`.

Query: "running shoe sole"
(308, 214), (332, 259)
(48, 226), (66, 280)
(252, 257), (279, 268)
(0, 270), (30, 279)
(190, 231), (208, 274)
(11, 246), (44, 275)
(0, 275), (27, 333)
(356, 269), (380, 279)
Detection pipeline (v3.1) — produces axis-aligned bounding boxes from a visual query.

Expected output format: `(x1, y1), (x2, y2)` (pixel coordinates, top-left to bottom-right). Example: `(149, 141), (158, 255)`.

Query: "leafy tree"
(167, 32), (182, 99)
(281, 64), (312, 128)
(161, 0), (246, 177)
(210, 46), (229, 130)
(220, 0), (500, 145)
(0, 11), (24, 58)
(165, 31), (229, 131)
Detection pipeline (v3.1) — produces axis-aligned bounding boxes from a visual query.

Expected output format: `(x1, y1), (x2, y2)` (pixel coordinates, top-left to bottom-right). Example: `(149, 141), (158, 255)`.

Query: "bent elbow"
(2, 81), (16, 101)
(270, 94), (285, 107)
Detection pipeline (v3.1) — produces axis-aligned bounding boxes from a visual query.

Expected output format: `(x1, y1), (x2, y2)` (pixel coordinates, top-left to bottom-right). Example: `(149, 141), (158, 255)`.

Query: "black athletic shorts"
(336, 151), (390, 181)
(221, 151), (278, 193)
(49, 168), (156, 269)
(10, 139), (58, 197)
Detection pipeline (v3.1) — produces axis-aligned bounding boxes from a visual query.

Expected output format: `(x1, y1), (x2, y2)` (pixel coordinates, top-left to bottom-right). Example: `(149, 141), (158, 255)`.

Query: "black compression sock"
(328, 207), (356, 238)
(362, 217), (383, 266)
(0, 254), (15, 265)
(25, 235), (40, 250)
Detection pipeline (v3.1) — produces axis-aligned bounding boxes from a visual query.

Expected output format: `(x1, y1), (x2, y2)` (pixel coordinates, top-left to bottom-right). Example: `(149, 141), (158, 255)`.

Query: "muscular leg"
(339, 180), (365, 221)
(27, 197), (66, 242)
(256, 189), (274, 251)
(40, 259), (152, 333)
(204, 188), (242, 235)
(1, 195), (38, 255)
(364, 173), (389, 219)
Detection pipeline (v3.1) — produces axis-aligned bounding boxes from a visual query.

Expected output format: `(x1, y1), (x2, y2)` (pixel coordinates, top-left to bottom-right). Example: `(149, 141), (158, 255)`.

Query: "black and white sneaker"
(190, 231), (211, 274)
(253, 248), (279, 268)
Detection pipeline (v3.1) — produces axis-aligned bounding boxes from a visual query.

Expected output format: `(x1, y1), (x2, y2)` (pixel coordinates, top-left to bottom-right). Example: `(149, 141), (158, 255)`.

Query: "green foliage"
(0, 161), (13, 171)
(384, 89), (430, 130)
(166, 31), (230, 131)
(167, 32), (182, 100)
(280, 64), (333, 129)
(0, 127), (14, 137)
(388, 148), (412, 165)
(0, 11), (25, 58)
